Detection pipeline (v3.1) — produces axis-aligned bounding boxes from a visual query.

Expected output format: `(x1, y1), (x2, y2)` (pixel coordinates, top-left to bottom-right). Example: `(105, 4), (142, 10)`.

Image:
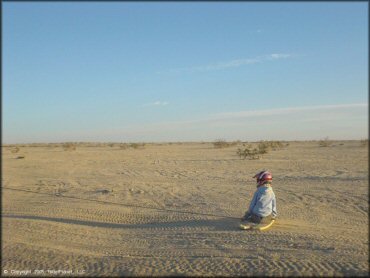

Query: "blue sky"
(3, 2), (368, 143)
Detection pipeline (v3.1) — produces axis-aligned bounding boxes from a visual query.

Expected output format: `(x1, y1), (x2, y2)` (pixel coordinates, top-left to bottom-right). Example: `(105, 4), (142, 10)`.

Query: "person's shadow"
(3, 214), (239, 231)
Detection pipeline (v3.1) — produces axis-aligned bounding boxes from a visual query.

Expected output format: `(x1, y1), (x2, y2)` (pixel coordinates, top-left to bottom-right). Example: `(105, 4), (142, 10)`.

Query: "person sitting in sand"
(241, 170), (277, 226)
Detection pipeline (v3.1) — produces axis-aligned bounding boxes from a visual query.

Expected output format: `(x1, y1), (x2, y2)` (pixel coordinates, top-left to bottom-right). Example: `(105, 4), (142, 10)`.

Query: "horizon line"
(2, 138), (368, 146)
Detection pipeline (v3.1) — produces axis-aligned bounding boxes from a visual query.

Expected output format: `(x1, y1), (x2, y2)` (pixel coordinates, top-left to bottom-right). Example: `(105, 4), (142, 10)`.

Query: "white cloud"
(25, 103), (365, 143)
(268, 53), (292, 59)
(158, 53), (293, 74)
(248, 29), (262, 34)
(209, 103), (368, 121)
(123, 103), (368, 134)
(142, 101), (169, 107)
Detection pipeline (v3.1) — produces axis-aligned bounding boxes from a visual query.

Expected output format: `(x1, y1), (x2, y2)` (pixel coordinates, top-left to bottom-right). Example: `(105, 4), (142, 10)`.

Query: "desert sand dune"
(2, 141), (368, 276)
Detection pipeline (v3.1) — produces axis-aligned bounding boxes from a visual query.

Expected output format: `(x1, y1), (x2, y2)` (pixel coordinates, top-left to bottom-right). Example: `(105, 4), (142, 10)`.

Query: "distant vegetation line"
(1, 139), (367, 147)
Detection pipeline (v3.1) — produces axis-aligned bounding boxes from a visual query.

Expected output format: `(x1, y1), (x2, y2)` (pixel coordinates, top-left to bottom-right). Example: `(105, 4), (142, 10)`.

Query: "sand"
(2, 141), (368, 276)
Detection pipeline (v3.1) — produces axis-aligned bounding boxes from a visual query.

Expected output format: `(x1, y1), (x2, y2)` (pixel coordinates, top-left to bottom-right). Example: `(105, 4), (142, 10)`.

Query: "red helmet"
(253, 170), (272, 186)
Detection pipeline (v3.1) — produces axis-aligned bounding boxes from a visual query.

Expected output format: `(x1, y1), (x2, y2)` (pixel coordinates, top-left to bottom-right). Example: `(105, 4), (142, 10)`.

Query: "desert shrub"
(213, 139), (228, 148)
(257, 142), (270, 154)
(318, 137), (332, 147)
(236, 148), (246, 159)
(119, 143), (128, 150)
(269, 141), (284, 149)
(130, 143), (145, 149)
(251, 148), (262, 160)
(130, 143), (139, 149)
(236, 145), (261, 160)
(213, 139), (237, 148)
(230, 141), (240, 147)
(11, 147), (20, 153)
(16, 156), (25, 159)
(258, 140), (285, 151)
(63, 142), (76, 151)
(360, 139), (368, 147)
(236, 141), (286, 160)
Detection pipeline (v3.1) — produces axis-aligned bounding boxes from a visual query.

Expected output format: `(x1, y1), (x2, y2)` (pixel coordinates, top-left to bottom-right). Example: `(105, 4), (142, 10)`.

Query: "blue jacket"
(247, 184), (277, 218)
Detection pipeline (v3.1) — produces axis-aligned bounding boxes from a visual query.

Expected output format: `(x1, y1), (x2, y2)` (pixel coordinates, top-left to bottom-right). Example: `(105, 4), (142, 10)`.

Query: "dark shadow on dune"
(3, 187), (240, 221)
(173, 159), (241, 162)
(2, 214), (238, 231)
